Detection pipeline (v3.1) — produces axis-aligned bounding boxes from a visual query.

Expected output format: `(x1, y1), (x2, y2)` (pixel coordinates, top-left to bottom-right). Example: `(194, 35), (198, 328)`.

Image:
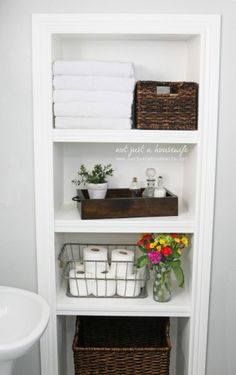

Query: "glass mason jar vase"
(153, 264), (172, 302)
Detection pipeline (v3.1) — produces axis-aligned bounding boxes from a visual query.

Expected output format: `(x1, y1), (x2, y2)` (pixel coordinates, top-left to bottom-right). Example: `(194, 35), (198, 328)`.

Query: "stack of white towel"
(52, 60), (135, 130)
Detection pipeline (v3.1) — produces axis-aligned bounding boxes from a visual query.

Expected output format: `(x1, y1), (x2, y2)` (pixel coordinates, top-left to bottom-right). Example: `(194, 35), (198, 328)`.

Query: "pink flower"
(148, 250), (162, 264)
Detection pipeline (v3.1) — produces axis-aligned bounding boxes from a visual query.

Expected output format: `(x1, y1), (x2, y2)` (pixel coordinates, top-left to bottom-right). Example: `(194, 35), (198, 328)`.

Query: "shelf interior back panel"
(52, 34), (200, 83)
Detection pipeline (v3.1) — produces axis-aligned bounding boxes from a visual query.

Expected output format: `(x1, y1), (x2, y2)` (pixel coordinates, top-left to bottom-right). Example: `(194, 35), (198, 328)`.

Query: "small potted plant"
(72, 163), (114, 199)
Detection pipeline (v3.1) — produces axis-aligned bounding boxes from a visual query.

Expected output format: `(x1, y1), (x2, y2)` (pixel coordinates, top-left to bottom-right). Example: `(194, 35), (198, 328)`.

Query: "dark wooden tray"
(72, 188), (178, 220)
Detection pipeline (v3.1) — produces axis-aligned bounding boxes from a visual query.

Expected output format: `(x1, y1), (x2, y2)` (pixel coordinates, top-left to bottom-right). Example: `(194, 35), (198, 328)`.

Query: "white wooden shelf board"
(54, 203), (195, 233)
(56, 280), (191, 317)
(52, 129), (199, 144)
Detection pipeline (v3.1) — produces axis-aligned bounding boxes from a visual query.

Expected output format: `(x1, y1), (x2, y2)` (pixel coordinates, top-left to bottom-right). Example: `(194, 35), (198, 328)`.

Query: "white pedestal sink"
(0, 286), (50, 375)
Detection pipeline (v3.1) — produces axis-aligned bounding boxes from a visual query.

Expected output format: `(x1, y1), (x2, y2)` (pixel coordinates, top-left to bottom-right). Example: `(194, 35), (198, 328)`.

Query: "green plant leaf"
(170, 259), (181, 268)
(172, 266), (184, 287)
(136, 255), (149, 268)
(138, 247), (150, 254)
(74, 163), (114, 184)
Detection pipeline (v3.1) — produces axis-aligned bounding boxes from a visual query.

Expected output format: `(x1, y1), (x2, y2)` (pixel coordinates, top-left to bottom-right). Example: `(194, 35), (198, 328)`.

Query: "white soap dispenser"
(154, 176), (166, 198)
(129, 177), (141, 197)
(142, 168), (156, 197)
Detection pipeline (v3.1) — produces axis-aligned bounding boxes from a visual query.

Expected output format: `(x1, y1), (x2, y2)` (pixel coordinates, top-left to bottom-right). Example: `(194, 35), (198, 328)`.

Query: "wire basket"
(73, 316), (171, 375)
(58, 243), (149, 298)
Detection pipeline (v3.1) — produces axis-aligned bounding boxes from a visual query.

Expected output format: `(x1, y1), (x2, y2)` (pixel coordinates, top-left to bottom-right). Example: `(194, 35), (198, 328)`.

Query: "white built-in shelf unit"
(32, 13), (220, 375)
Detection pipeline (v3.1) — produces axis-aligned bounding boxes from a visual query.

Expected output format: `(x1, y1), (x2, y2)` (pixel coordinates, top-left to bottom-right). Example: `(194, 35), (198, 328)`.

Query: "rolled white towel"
(54, 117), (132, 130)
(111, 248), (134, 278)
(54, 101), (132, 118)
(53, 60), (134, 78)
(117, 274), (141, 297)
(83, 245), (108, 275)
(53, 90), (134, 104)
(92, 270), (116, 297)
(69, 268), (94, 297)
(53, 75), (135, 93)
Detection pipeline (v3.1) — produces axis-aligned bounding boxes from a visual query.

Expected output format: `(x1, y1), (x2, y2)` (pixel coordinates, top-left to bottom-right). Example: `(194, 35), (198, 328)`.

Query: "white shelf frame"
(52, 129), (199, 144)
(54, 203), (195, 233)
(56, 280), (191, 317)
(32, 14), (221, 375)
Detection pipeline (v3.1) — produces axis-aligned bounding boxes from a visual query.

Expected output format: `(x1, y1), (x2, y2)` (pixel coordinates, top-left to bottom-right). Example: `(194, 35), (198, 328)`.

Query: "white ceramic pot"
(87, 182), (108, 199)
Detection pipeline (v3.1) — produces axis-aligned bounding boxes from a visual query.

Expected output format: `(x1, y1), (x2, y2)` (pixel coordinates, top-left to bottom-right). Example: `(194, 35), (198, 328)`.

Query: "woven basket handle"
(156, 83), (181, 96)
(156, 85), (171, 95)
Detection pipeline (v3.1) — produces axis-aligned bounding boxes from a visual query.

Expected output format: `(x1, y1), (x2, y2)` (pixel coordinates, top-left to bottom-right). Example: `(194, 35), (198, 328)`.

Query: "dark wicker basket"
(135, 81), (198, 130)
(73, 316), (171, 375)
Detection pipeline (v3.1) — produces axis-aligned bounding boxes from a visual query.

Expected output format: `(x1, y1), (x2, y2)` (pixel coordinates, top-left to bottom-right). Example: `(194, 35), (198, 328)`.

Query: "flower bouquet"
(136, 233), (189, 302)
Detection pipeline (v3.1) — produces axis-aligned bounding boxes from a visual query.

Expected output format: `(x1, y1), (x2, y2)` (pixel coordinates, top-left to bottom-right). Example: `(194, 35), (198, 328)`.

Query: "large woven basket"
(73, 316), (171, 375)
(135, 81), (198, 130)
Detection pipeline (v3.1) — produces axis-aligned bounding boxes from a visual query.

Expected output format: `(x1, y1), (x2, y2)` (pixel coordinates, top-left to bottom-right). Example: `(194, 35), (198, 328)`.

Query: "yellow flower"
(150, 242), (156, 249)
(182, 237), (189, 246)
(157, 245), (162, 252)
(174, 238), (180, 243)
(159, 239), (166, 245)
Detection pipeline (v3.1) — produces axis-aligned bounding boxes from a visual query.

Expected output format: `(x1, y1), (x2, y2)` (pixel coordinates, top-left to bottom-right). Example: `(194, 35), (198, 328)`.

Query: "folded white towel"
(53, 90), (134, 104)
(53, 76), (135, 93)
(55, 117), (132, 129)
(54, 101), (132, 118)
(53, 60), (134, 78)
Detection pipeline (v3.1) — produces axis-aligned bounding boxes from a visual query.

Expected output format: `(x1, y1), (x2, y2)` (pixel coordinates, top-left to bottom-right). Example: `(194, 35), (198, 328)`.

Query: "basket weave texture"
(135, 81), (198, 130)
(73, 316), (171, 375)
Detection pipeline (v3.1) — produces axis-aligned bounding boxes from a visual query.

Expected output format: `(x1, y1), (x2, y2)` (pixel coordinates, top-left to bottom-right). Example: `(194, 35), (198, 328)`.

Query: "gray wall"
(0, 1), (235, 374)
